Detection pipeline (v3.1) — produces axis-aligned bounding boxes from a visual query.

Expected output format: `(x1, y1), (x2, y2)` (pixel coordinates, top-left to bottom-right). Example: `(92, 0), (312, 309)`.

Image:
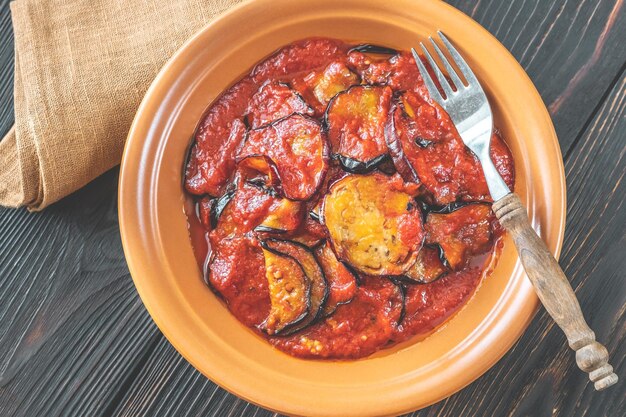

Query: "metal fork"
(412, 32), (617, 391)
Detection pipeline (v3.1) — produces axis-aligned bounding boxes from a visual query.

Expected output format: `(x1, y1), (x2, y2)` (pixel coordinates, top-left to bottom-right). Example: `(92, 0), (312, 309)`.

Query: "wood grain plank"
(108, 337), (274, 417)
(0, 171), (163, 417)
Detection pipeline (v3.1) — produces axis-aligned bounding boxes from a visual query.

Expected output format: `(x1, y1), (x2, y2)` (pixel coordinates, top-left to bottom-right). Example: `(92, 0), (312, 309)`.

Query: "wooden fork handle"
(492, 193), (618, 390)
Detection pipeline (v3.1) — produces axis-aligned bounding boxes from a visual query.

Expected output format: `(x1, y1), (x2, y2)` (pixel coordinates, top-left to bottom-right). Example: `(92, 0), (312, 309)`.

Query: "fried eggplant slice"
(246, 81), (313, 129)
(238, 114), (329, 200)
(387, 91), (515, 204)
(315, 241), (358, 316)
(268, 276), (404, 359)
(207, 236), (270, 327)
(262, 238), (328, 334)
(323, 173), (424, 275)
(385, 91), (459, 188)
(237, 154), (283, 195)
(384, 101), (420, 184)
(402, 245), (448, 284)
(251, 38), (347, 83)
(209, 180), (238, 229)
(185, 116), (249, 197)
(304, 62), (359, 106)
(216, 159), (305, 234)
(325, 85), (392, 172)
(347, 51), (424, 91)
(210, 174), (289, 238)
(425, 204), (495, 270)
(399, 89), (452, 143)
(255, 198), (304, 234)
(285, 233), (326, 249)
(260, 247), (311, 335)
(185, 74), (257, 197)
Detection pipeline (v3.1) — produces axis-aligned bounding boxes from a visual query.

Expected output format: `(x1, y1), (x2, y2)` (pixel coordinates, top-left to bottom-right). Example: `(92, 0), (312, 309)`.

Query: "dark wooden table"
(1, 1), (624, 416)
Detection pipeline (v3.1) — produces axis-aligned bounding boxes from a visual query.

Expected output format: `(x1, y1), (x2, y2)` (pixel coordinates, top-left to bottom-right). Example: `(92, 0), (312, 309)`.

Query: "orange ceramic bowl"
(119, 0), (566, 415)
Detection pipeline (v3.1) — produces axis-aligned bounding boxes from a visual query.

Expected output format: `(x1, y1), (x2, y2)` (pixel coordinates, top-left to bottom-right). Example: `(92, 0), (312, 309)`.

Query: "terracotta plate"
(119, 0), (566, 415)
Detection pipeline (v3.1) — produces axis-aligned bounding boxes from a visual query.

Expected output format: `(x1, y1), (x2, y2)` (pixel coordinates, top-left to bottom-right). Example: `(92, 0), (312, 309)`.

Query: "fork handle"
(492, 193), (617, 390)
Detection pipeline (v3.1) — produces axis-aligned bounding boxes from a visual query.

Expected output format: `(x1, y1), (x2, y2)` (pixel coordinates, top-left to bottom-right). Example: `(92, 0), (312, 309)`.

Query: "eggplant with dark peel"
(209, 180), (237, 229)
(388, 278), (407, 326)
(250, 38), (347, 84)
(237, 154), (283, 194)
(334, 153), (392, 175)
(324, 85), (393, 172)
(304, 62), (360, 106)
(261, 238), (329, 334)
(260, 247), (311, 335)
(208, 165), (281, 233)
(308, 198), (324, 222)
(384, 100), (421, 184)
(323, 172), (424, 276)
(308, 163), (347, 222)
(246, 81), (314, 129)
(376, 155), (397, 175)
(309, 208), (321, 223)
(401, 245), (449, 284)
(415, 137), (433, 148)
(238, 114), (329, 201)
(285, 233), (326, 249)
(435, 244), (451, 270)
(212, 172), (300, 237)
(348, 44), (398, 55)
(205, 235), (272, 327)
(254, 225), (287, 234)
(425, 203), (495, 270)
(254, 198), (304, 234)
(281, 213), (329, 248)
(387, 93), (515, 204)
(315, 241), (358, 316)
(185, 103), (250, 197)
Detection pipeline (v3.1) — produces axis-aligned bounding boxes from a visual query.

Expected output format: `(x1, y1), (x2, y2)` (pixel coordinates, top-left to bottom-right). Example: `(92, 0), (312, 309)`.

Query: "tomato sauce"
(184, 38), (515, 359)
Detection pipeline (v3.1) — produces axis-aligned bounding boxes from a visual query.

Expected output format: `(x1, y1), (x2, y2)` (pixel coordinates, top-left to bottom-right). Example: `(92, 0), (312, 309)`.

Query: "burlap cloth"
(0, 0), (242, 210)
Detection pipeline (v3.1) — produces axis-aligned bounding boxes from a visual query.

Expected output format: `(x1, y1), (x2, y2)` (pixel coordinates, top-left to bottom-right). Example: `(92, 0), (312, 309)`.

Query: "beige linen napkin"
(0, 0), (242, 210)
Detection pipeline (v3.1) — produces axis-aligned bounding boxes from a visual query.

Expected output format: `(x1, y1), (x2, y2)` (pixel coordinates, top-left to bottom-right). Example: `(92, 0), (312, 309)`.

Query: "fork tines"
(411, 31), (478, 103)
